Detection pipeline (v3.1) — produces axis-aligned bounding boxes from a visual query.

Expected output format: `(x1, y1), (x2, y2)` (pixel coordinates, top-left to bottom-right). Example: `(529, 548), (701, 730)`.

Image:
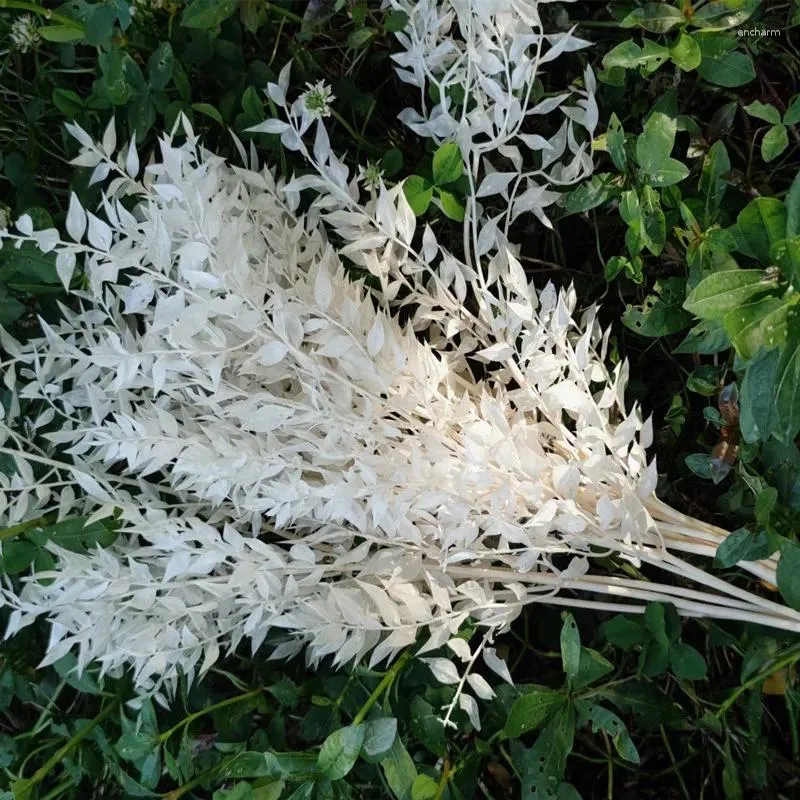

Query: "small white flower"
(9, 14), (40, 54)
(300, 80), (335, 120)
(357, 161), (384, 191)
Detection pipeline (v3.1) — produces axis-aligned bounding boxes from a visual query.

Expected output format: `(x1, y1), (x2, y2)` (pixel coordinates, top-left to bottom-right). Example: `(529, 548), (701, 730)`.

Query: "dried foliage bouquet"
(0, 0), (797, 718)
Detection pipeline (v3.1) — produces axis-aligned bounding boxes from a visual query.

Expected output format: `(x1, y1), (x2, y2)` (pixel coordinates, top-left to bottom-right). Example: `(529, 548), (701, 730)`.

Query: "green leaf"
(573, 648), (614, 690)
(361, 718), (397, 762)
(755, 486), (778, 524)
(381, 148), (403, 177)
(740, 347), (781, 443)
(724, 296), (787, 359)
(699, 141), (731, 216)
(684, 270), (770, 321)
(685, 452), (714, 481)
(602, 40), (669, 72)
(604, 255), (629, 282)
(602, 616), (645, 650)
(716, 525), (774, 567)
(647, 158), (690, 187)
(192, 103), (225, 125)
(317, 725), (364, 780)
(787, 172), (800, 239)
(347, 28), (376, 49)
(736, 197), (788, 263)
(669, 642), (707, 680)
(784, 95), (800, 126)
(776, 540), (800, 610)
(403, 176), (434, 216)
(148, 42), (174, 92)
(576, 701), (640, 763)
(181, 0), (239, 30)
(213, 784), (253, 800)
(762, 124), (789, 163)
(601, 681), (684, 730)
(0, 540), (37, 575)
(562, 173), (618, 214)
(432, 142), (463, 185)
(380, 738), (417, 800)
(409, 697), (445, 757)
(623, 278), (692, 337)
(606, 114), (627, 172)
(219, 752), (281, 779)
(52, 88), (84, 117)
(692, 0), (759, 29)
(669, 32), (701, 71)
(38, 25), (84, 43)
(518, 704), (575, 800)
(560, 614), (581, 686)
(675, 319), (731, 355)
(636, 112), (676, 176)
(696, 37), (755, 87)
(411, 774), (438, 800)
(776, 331), (800, 441)
(437, 190), (465, 222)
(640, 185), (666, 254)
(504, 689), (566, 738)
(620, 3), (684, 33)
(744, 101), (781, 125)
(384, 9), (409, 32)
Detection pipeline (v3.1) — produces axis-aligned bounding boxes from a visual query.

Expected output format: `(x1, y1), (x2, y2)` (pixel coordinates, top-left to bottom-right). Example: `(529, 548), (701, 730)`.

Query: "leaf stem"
(352, 648), (413, 725)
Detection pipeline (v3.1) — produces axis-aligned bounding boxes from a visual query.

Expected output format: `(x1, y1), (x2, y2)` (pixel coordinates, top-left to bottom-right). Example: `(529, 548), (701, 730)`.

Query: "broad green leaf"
(777, 540), (800, 611)
(607, 114), (627, 172)
(684, 269), (770, 321)
(692, 0), (759, 29)
(784, 95), (800, 126)
(562, 173), (618, 214)
(572, 647), (614, 690)
(669, 642), (707, 680)
(696, 36), (755, 87)
(576, 701), (640, 763)
(0, 540), (37, 574)
(699, 141), (731, 216)
(38, 25), (84, 43)
(602, 616), (645, 650)
(647, 158), (690, 187)
(755, 486), (778, 524)
(517, 704), (575, 800)
(723, 296), (786, 359)
(787, 172), (800, 238)
(181, 0), (239, 30)
(505, 689), (566, 738)
(220, 752), (282, 779)
(437, 189), (465, 222)
(640, 185), (666, 254)
(432, 142), (462, 185)
(380, 738), (417, 800)
(669, 32), (701, 70)
(411, 774), (438, 800)
(636, 112), (676, 176)
(409, 697), (445, 757)
(361, 718), (397, 762)
(317, 725), (364, 781)
(674, 319), (731, 355)
(192, 103), (224, 125)
(736, 197), (787, 263)
(624, 278), (692, 336)
(620, 3), (684, 33)
(604, 255), (630, 282)
(52, 88), (84, 117)
(740, 347), (781, 443)
(403, 176), (433, 216)
(560, 614), (580, 686)
(600, 681), (684, 730)
(384, 9), (409, 33)
(776, 332), (800, 441)
(744, 101), (781, 125)
(762, 124), (789, 163)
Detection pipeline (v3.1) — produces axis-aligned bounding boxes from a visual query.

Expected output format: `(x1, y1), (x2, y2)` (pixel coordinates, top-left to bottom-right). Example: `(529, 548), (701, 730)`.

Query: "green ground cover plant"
(0, 1), (799, 799)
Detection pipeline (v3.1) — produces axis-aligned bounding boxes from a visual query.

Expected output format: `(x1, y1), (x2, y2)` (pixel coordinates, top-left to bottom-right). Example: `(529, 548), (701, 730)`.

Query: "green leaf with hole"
(505, 689), (566, 738)
(669, 32), (701, 71)
(624, 278), (692, 336)
(404, 175), (434, 215)
(684, 270), (770, 321)
(576, 701), (640, 763)
(517, 704), (575, 799)
(432, 142), (462, 185)
(602, 39), (670, 72)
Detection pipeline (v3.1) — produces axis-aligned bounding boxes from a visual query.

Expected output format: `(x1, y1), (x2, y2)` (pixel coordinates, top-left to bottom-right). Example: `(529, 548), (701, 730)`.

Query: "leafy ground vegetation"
(0, 1), (800, 798)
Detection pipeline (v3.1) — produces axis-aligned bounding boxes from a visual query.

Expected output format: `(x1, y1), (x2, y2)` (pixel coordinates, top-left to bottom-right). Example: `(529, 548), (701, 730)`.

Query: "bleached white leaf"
(66, 193), (86, 242)
(125, 137), (140, 178)
(55, 251), (76, 290)
(458, 692), (481, 730)
(123, 280), (155, 314)
(256, 341), (289, 366)
(447, 638), (471, 662)
(422, 657), (460, 684)
(15, 215), (33, 236)
(483, 648), (513, 684)
(314, 268), (334, 311)
(101, 116), (117, 156)
(366, 317), (385, 356)
(421, 224), (438, 261)
(86, 213), (112, 251)
(247, 119), (290, 135)
(475, 342), (513, 363)
(466, 673), (495, 700)
(476, 172), (515, 198)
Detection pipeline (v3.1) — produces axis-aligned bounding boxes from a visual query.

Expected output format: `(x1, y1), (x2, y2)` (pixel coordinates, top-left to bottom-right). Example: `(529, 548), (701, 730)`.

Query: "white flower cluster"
(9, 14), (40, 53)
(0, 2), (796, 708)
